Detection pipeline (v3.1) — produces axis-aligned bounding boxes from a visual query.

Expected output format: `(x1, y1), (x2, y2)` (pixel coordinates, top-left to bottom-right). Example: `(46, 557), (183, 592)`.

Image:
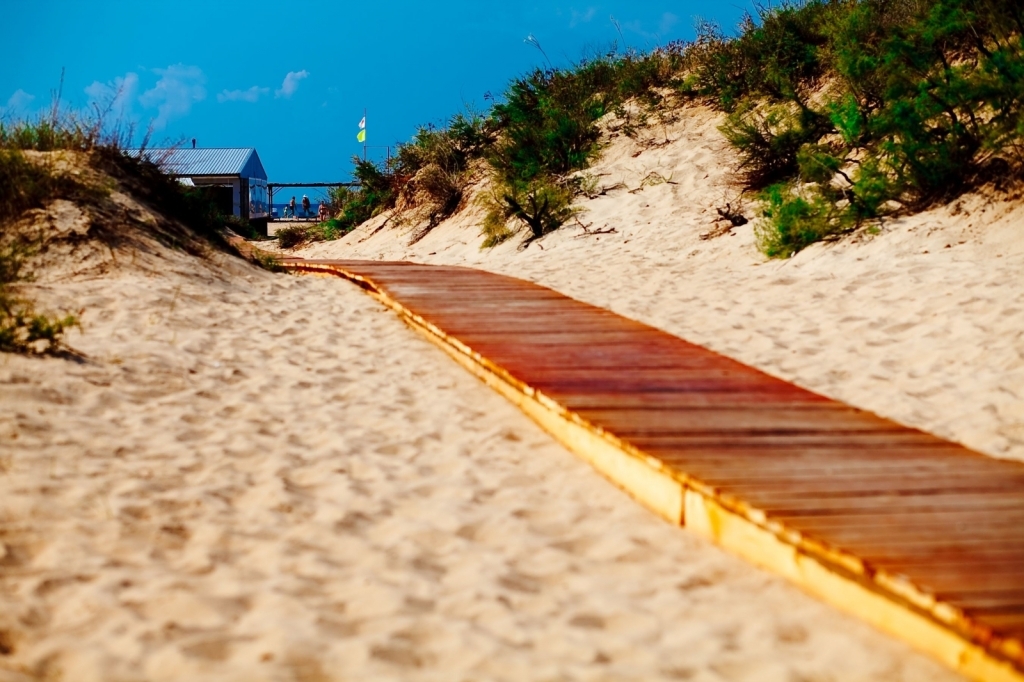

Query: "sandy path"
(0, 250), (959, 681)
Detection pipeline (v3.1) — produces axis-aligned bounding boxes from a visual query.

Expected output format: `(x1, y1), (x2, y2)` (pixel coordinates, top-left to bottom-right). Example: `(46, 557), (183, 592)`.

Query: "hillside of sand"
(275, 103), (1024, 466)
(0, 152), (965, 680)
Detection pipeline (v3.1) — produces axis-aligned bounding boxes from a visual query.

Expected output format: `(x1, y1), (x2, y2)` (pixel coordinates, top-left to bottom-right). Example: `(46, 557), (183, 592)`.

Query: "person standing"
(288, 196), (296, 218)
(318, 201), (329, 222)
(302, 195), (311, 218)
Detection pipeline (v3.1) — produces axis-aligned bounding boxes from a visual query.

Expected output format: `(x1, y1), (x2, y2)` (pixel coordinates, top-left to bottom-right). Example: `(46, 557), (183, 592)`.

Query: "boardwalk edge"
(685, 492), (1023, 682)
(285, 260), (1024, 682)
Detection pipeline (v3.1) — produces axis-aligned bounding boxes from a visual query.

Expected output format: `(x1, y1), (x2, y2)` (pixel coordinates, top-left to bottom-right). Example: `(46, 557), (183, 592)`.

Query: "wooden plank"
(279, 257), (1024, 681)
(575, 406), (908, 434)
(630, 431), (960, 448)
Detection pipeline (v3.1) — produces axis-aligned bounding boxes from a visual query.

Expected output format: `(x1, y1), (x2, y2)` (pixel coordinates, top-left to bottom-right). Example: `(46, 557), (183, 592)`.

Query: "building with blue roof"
(126, 147), (269, 230)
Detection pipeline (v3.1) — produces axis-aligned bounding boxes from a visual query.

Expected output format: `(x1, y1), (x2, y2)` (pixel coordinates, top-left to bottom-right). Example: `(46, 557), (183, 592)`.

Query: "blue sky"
(2, 1), (753, 193)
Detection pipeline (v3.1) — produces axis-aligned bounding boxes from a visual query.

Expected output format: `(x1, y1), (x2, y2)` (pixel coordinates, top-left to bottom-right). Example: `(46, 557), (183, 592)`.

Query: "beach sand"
(286, 104), (1024, 465)
(0, 187), (965, 679)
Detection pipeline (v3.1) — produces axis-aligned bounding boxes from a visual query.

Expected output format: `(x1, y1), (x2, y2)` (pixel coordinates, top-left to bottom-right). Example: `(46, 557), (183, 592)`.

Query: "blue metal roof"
(125, 147), (267, 180)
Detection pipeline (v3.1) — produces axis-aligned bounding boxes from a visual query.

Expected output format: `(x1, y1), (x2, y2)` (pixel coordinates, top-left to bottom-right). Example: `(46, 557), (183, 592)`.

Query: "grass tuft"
(275, 219), (353, 249)
(0, 240), (78, 355)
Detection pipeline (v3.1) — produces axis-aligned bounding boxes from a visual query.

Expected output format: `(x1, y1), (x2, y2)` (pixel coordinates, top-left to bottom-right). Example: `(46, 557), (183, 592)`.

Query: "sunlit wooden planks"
(282, 258), (1024, 682)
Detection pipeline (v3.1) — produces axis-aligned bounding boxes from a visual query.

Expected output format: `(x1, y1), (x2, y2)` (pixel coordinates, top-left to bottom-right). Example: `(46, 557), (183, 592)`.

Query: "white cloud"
(84, 72), (139, 121)
(139, 64), (206, 129)
(659, 12), (679, 36)
(275, 70), (309, 99)
(620, 12), (680, 43)
(1, 89), (36, 118)
(569, 7), (596, 28)
(217, 86), (269, 103)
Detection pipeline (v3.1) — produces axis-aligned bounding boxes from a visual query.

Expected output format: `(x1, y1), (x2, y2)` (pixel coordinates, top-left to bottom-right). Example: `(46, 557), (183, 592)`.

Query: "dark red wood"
(293, 259), (1024, 671)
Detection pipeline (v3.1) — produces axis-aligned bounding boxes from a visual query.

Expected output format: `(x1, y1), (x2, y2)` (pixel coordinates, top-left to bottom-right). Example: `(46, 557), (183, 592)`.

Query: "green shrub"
(488, 68), (607, 186)
(352, 156), (395, 211)
(0, 306), (79, 354)
(482, 175), (582, 241)
(275, 225), (308, 249)
(479, 207), (518, 248)
(275, 218), (352, 249)
(0, 148), (88, 225)
(681, 3), (829, 110)
(395, 110), (494, 177)
(481, 60), (620, 244)
(683, 0), (1024, 256)
(721, 102), (832, 187)
(0, 117), (101, 152)
(391, 113), (490, 227)
(756, 182), (847, 257)
(415, 164), (464, 222)
(319, 157), (398, 236)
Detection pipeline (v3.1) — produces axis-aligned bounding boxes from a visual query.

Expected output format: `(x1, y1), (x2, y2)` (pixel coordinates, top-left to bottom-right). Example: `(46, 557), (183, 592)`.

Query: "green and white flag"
(357, 115), (366, 142)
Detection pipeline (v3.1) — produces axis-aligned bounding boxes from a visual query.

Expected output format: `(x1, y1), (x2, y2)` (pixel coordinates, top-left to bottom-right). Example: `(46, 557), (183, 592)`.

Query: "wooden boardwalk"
(282, 257), (1024, 681)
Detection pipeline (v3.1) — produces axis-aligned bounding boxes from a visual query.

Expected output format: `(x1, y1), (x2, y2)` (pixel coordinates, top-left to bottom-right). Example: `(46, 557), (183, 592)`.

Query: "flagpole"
(363, 108), (367, 162)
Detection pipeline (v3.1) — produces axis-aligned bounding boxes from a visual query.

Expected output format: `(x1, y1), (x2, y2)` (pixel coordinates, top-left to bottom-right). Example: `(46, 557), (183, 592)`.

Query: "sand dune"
(287, 104), (1024, 465)
(0, 184), (964, 679)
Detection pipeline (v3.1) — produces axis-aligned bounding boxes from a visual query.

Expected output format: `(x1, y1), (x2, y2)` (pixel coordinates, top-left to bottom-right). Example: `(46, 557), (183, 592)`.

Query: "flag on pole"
(358, 116), (366, 129)
(356, 129), (366, 143)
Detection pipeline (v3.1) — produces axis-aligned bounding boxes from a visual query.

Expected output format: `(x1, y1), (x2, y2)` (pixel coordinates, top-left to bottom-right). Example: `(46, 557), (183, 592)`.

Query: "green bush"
(275, 225), (309, 249)
(319, 157), (398, 236)
(0, 117), (101, 152)
(479, 207), (518, 248)
(275, 218), (352, 249)
(680, 3), (829, 111)
(391, 111), (494, 227)
(482, 175), (581, 241)
(721, 102), (832, 187)
(0, 148), (91, 226)
(488, 68), (606, 186)
(756, 182), (847, 257)
(686, 0), (1024, 256)
(395, 110), (494, 178)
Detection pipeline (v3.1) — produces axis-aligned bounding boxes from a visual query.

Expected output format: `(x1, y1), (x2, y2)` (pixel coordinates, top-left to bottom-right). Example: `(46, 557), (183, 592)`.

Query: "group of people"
(283, 194), (329, 222)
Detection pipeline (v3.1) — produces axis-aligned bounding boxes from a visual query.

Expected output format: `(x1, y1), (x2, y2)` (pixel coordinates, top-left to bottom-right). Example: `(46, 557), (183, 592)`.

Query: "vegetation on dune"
(325, 0), (1022, 255)
(10, 1), (1015, 265)
(0, 118), (102, 354)
(275, 218), (351, 249)
(393, 111), (494, 230)
(0, 237), (78, 355)
(276, 156), (409, 250)
(0, 107), (275, 354)
(460, 47), (692, 243)
(313, 47), (689, 249)
(684, 0), (1024, 256)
